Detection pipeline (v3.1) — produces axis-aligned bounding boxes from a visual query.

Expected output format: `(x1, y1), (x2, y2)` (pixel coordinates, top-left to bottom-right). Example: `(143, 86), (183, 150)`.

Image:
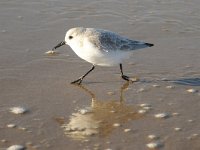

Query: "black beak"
(52, 41), (65, 51)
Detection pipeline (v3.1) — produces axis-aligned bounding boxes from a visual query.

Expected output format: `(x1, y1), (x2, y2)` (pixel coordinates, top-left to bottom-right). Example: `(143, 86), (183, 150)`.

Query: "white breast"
(68, 37), (131, 66)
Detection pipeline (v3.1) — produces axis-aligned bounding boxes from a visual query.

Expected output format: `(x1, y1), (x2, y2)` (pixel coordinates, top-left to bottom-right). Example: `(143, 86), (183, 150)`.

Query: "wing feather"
(98, 30), (149, 52)
(86, 28), (150, 52)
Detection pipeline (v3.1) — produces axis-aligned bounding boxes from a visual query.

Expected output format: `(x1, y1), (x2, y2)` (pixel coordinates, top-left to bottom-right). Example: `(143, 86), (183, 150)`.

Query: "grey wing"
(98, 30), (150, 52)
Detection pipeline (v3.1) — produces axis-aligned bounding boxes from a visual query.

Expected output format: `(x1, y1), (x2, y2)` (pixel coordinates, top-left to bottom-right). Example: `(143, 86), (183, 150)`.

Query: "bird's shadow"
(139, 77), (200, 86)
(168, 78), (200, 86)
(55, 82), (145, 141)
(81, 77), (200, 87)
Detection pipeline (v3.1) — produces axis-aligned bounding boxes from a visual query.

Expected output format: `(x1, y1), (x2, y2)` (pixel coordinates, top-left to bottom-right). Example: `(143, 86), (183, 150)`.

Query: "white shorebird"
(52, 27), (154, 84)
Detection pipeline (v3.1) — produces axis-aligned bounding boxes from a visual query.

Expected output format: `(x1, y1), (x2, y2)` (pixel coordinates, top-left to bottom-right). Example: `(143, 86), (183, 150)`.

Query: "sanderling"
(52, 27), (154, 84)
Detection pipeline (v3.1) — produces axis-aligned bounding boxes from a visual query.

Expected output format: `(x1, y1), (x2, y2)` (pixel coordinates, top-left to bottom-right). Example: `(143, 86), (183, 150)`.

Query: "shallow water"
(0, 0), (200, 149)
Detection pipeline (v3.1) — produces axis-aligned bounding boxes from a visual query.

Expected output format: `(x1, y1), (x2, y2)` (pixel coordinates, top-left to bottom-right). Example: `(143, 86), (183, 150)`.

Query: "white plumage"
(65, 27), (153, 66)
(52, 27), (154, 84)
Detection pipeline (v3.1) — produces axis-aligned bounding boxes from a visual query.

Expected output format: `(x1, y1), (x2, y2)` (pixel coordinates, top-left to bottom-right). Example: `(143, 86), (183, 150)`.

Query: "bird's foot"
(121, 75), (139, 83)
(122, 75), (130, 81)
(71, 78), (83, 85)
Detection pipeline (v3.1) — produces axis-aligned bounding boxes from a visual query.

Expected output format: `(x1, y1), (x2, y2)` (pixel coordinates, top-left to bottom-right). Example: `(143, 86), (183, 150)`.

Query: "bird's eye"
(69, 36), (73, 39)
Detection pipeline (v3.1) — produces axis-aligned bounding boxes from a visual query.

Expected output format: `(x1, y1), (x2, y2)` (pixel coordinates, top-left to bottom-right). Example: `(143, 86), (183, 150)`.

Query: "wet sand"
(0, 0), (200, 149)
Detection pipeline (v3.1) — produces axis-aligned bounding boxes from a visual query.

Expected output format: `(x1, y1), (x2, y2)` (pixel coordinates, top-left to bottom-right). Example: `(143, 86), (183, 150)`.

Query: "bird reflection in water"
(56, 82), (145, 140)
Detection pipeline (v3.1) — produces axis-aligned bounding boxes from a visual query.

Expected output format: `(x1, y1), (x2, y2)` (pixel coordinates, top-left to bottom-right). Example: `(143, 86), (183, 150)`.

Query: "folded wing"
(97, 30), (153, 52)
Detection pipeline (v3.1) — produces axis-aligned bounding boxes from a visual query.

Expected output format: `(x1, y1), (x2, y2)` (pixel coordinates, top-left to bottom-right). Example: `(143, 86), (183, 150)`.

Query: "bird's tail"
(145, 43), (154, 47)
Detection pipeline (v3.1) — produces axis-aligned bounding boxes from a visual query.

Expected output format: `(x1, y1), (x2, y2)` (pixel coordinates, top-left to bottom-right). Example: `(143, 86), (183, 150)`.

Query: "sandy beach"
(0, 0), (200, 149)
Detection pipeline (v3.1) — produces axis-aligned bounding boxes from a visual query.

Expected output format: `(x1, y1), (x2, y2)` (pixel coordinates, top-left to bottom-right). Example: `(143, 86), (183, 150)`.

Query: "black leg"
(71, 65), (95, 84)
(120, 64), (130, 81)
